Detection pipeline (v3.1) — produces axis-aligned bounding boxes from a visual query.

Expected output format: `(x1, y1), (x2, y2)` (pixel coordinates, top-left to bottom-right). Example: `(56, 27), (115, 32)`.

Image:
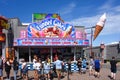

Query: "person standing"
(54, 56), (63, 80)
(89, 57), (94, 76)
(110, 56), (118, 80)
(43, 59), (51, 80)
(0, 55), (3, 80)
(5, 58), (11, 79)
(33, 58), (41, 80)
(81, 58), (87, 73)
(21, 59), (28, 80)
(94, 57), (101, 78)
(77, 58), (82, 74)
(13, 57), (19, 80)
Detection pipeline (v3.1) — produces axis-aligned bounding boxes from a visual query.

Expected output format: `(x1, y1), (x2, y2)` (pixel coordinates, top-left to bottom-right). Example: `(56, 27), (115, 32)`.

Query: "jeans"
(14, 70), (18, 80)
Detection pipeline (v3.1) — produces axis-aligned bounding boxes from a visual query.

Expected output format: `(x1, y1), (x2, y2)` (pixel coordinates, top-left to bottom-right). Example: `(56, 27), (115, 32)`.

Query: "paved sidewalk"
(2, 63), (120, 80)
(59, 68), (120, 80)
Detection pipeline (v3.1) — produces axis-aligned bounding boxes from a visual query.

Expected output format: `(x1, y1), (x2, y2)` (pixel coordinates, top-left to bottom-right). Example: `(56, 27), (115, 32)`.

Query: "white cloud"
(58, 2), (76, 15)
(69, 5), (120, 36)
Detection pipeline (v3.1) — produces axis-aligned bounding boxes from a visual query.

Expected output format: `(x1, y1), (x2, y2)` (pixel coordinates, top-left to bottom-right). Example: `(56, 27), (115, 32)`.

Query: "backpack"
(0, 58), (3, 69)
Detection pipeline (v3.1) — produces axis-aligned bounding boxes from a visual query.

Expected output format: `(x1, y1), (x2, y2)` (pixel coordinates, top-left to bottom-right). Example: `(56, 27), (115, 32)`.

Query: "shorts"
(44, 70), (50, 74)
(111, 68), (117, 73)
(95, 68), (100, 72)
(0, 69), (3, 76)
(89, 66), (93, 70)
(56, 69), (61, 75)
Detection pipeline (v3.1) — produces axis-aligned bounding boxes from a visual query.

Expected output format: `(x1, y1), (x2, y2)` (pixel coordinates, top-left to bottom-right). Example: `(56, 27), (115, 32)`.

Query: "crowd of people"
(0, 54), (119, 80)
(76, 56), (118, 80)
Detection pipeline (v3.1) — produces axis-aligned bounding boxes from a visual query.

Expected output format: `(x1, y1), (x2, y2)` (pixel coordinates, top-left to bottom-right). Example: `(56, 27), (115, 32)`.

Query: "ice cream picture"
(30, 26), (40, 38)
(42, 26), (61, 37)
(63, 26), (72, 38)
(93, 13), (106, 40)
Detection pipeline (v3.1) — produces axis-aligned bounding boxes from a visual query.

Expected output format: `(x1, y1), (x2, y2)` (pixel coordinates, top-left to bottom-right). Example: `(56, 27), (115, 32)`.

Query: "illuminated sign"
(27, 18), (75, 38)
(13, 38), (89, 46)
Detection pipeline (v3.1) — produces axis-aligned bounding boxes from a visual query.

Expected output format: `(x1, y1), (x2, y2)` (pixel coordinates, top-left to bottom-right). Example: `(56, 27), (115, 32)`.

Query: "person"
(44, 59), (51, 80)
(33, 55), (38, 64)
(21, 59), (28, 79)
(33, 58), (41, 80)
(54, 54), (58, 61)
(77, 58), (82, 74)
(81, 58), (87, 74)
(110, 56), (118, 80)
(0, 55), (3, 80)
(89, 57), (94, 76)
(5, 58), (11, 79)
(13, 57), (19, 80)
(94, 57), (101, 78)
(54, 56), (63, 80)
(68, 59), (71, 74)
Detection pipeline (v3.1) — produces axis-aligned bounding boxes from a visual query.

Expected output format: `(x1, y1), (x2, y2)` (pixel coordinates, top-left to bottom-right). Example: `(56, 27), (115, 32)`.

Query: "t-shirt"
(94, 60), (100, 69)
(110, 60), (117, 69)
(33, 62), (41, 70)
(90, 59), (94, 66)
(44, 63), (50, 70)
(54, 60), (63, 69)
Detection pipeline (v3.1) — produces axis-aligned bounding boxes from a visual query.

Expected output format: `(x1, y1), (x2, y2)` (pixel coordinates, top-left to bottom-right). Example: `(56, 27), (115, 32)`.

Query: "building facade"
(1, 14), (89, 62)
(84, 42), (120, 61)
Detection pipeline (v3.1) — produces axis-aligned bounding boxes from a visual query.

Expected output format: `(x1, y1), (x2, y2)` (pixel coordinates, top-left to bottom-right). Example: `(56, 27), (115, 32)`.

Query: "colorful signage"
(20, 30), (27, 38)
(13, 38), (89, 46)
(32, 13), (63, 22)
(76, 31), (86, 39)
(0, 16), (9, 29)
(27, 18), (76, 38)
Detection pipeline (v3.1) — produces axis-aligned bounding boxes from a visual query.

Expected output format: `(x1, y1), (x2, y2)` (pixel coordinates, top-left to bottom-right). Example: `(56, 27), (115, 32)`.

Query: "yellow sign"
(0, 16), (9, 29)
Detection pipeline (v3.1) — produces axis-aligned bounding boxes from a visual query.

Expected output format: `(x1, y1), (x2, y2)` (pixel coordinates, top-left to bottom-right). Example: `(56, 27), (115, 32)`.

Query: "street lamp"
(85, 26), (95, 58)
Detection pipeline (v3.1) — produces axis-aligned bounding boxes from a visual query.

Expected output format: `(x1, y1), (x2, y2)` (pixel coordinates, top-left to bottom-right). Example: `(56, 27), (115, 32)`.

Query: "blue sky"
(0, 0), (120, 46)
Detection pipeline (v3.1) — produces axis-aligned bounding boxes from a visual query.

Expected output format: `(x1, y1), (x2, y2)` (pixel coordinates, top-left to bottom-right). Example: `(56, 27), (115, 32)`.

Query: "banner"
(32, 13), (62, 22)
(13, 38), (89, 46)
(27, 18), (75, 38)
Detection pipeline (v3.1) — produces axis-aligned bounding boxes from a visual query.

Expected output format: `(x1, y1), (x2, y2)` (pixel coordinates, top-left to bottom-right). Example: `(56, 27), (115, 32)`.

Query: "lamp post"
(85, 26), (95, 58)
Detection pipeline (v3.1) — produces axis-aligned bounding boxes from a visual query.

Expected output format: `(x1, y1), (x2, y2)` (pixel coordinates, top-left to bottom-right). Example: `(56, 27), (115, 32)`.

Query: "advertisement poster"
(13, 38), (89, 46)
(27, 18), (76, 38)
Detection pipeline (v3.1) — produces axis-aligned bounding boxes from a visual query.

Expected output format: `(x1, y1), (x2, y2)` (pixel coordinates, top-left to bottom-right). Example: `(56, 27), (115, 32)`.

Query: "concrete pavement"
(2, 63), (120, 80)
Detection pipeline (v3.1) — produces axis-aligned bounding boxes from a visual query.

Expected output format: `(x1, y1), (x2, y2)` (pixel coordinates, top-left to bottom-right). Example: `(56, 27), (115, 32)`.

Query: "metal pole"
(74, 47), (76, 61)
(90, 28), (93, 57)
(50, 47), (53, 63)
(67, 61), (69, 80)
(29, 47), (31, 62)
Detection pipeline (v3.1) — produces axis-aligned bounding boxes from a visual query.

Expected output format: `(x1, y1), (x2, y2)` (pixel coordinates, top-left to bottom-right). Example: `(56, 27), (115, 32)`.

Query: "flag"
(93, 13), (106, 40)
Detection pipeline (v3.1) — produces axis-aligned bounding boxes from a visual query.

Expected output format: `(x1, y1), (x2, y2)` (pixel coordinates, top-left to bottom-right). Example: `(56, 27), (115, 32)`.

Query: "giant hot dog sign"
(27, 18), (75, 38)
